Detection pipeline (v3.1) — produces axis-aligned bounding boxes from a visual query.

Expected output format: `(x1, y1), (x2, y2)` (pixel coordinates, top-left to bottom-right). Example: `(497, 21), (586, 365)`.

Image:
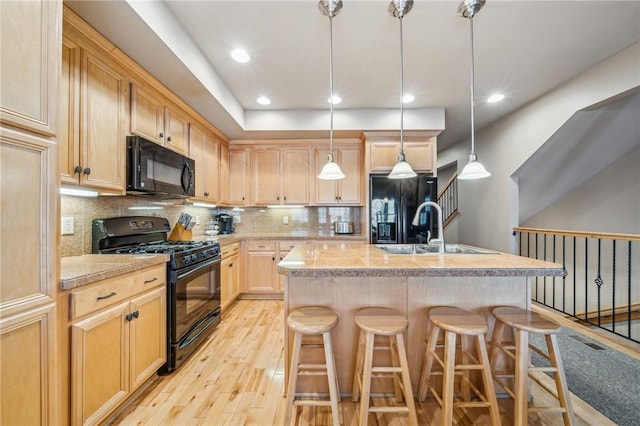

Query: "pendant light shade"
(388, 0), (417, 179)
(318, 0), (345, 181)
(457, 0), (491, 180)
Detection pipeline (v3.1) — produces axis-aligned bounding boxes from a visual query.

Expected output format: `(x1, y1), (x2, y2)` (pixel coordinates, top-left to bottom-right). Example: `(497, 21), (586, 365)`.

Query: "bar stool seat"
(418, 306), (500, 426)
(286, 306), (341, 426)
(351, 307), (417, 426)
(490, 306), (575, 426)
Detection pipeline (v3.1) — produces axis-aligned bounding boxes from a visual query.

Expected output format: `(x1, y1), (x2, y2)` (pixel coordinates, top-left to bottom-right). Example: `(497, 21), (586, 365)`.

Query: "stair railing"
(514, 227), (640, 344)
(437, 173), (459, 228)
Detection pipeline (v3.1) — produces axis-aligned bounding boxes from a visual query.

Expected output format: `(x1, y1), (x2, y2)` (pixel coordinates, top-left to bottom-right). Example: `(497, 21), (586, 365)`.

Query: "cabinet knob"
(204, 192), (209, 196)
(229, 262), (233, 267)
(74, 165), (83, 174)
(242, 196), (245, 201)
(133, 310), (139, 319)
(159, 132), (164, 138)
(83, 167), (91, 175)
(126, 313), (133, 321)
(167, 136), (172, 142)
(284, 196), (287, 201)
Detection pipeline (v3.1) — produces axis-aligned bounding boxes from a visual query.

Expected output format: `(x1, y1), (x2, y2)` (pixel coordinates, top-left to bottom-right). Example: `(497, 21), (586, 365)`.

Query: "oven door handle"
(177, 256), (221, 280)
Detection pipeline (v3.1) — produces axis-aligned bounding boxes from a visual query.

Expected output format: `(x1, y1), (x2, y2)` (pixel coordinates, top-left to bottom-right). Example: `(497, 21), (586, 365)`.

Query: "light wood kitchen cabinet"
(315, 146), (363, 205)
(219, 143), (230, 204)
(190, 123), (220, 203)
(0, 2), (60, 419)
(0, 0), (60, 136)
(68, 265), (166, 426)
(59, 41), (127, 192)
(368, 140), (436, 173)
(244, 241), (278, 293)
(220, 242), (241, 311)
(253, 148), (311, 205)
(228, 147), (251, 205)
(130, 84), (189, 156)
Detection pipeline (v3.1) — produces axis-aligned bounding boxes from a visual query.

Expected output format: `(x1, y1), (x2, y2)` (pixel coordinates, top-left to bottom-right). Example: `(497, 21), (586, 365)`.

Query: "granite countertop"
(60, 254), (170, 290)
(202, 232), (368, 246)
(277, 241), (564, 278)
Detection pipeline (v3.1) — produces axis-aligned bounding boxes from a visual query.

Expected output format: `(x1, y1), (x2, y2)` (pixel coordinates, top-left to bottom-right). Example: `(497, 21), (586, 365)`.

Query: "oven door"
(164, 256), (221, 373)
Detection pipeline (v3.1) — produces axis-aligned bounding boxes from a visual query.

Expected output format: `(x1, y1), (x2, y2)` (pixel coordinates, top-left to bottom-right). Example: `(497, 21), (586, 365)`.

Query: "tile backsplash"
(61, 195), (362, 257)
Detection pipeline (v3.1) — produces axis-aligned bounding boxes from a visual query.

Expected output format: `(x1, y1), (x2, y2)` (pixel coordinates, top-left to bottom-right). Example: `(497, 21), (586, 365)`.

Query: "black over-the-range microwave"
(126, 135), (195, 198)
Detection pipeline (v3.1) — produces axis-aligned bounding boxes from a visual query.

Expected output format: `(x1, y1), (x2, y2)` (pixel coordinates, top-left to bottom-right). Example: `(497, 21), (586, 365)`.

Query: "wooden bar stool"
(286, 306), (341, 426)
(351, 307), (417, 426)
(417, 307), (501, 426)
(490, 306), (575, 426)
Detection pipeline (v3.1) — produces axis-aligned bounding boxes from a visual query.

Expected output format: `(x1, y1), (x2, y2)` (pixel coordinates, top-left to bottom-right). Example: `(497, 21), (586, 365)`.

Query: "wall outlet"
(283, 216), (289, 225)
(233, 215), (241, 224)
(61, 216), (74, 235)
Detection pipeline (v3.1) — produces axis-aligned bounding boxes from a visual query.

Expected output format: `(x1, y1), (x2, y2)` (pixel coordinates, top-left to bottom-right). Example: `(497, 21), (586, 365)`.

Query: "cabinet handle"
(258, 245), (266, 248)
(272, 257), (275, 261)
(229, 262), (233, 267)
(96, 291), (117, 301)
(83, 167), (91, 175)
(284, 196), (287, 201)
(159, 132), (164, 138)
(167, 136), (172, 142)
(242, 196), (245, 201)
(126, 313), (133, 321)
(277, 196), (280, 201)
(74, 165), (83, 174)
(133, 310), (139, 319)
(144, 277), (158, 284)
(204, 191), (209, 196)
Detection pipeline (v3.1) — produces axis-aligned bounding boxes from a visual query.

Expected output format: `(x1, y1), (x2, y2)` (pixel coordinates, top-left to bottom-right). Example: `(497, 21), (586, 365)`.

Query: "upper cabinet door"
(228, 148), (251, 205)
(253, 149), (280, 205)
(0, 0), (61, 136)
(130, 84), (164, 144)
(80, 51), (126, 191)
(60, 37), (81, 185)
(336, 147), (363, 205)
(164, 106), (189, 156)
(281, 149), (310, 204)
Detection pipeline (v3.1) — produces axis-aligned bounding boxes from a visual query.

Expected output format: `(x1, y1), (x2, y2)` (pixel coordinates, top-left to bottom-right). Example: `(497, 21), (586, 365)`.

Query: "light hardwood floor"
(112, 300), (615, 425)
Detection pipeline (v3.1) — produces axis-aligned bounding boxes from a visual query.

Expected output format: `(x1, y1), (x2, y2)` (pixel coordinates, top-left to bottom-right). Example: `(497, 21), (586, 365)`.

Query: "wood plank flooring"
(111, 300), (616, 425)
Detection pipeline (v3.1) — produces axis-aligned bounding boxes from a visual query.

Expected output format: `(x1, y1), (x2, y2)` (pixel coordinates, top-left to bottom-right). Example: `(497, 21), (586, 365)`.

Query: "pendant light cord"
(399, 16), (405, 155)
(329, 15), (335, 156)
(469, 16), (476, 156)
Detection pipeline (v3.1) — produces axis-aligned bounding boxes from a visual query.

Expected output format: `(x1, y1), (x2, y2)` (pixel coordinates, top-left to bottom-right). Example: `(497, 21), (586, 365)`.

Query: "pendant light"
(317, 0), (345, 180)
(388, 0), (417, 179)
(457, 0), (491, 180)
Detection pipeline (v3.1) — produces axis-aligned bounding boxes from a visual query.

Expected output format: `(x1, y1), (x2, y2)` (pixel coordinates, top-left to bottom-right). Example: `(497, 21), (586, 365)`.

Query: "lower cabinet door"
(71, 301), (129, 426)
(129, 287), (166, 389)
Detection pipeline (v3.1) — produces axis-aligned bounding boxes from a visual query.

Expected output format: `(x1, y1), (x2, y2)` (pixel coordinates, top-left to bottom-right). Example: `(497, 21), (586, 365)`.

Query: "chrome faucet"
(412, 201), (445, 253)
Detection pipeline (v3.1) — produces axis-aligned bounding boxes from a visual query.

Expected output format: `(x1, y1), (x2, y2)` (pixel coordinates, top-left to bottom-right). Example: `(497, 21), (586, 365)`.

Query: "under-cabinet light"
(266, 205), (305, 209)
(60, 187), (98, 197)
(192, 202), (217, 208)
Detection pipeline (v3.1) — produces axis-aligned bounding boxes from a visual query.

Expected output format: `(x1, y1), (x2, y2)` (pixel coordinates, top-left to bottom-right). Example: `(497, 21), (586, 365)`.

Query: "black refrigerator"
(369, 174), (438, 244)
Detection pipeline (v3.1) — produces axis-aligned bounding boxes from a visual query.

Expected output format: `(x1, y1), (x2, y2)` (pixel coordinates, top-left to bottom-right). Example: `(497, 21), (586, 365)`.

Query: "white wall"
(523, 144), (640, 233)
(439, 43), (640, 253)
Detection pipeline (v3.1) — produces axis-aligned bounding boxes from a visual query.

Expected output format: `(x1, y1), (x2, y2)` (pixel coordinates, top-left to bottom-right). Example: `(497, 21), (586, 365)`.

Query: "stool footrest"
(293, 400), (335, 408)
(369, 406), (410, 414)
(298, 363), (329, 370)
(371, 366), (402, 373)
(529, 406), (568, 414)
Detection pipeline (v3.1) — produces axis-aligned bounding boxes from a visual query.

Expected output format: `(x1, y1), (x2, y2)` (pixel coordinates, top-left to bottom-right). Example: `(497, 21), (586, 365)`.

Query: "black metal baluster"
(552, 234), (556, 309)
(612, 240), (616, 334)
(543, 233), (547, 305)
(584, 237), (589, 323)
(627, 241), (632, 341)
(596, 238), (603, 327)
(573, 236), (576, 317)
(562, 235), (566, 313)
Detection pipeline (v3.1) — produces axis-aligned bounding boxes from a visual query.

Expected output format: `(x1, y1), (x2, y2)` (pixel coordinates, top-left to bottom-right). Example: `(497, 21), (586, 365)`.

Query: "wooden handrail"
(514, 227), (640, 241)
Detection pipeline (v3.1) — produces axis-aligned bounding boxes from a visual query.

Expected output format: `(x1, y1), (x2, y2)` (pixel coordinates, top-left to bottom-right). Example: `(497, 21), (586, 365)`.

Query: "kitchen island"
(277, 241), (563, 398)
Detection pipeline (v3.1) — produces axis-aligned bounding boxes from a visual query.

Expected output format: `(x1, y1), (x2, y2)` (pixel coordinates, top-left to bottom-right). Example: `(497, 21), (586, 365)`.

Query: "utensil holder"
(168, 223), (193, 242)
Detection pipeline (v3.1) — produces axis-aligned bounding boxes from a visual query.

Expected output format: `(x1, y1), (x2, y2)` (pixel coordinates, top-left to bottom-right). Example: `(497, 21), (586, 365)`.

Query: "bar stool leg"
(351, 329), (365, 402)
(476, 333), (501, 426)
(395, 333), (418, 425)
(514, 328), (529, 426)
(323, 331), (341, 426)
(546, 334), (576, 426)
(358, 331), (375, 426)
(441, 330), (457, 426)
(460, 334), (472, 402)
(389, 334), (403, 402)
(418, 325), (440, 401)
(285, 331), (303, 426)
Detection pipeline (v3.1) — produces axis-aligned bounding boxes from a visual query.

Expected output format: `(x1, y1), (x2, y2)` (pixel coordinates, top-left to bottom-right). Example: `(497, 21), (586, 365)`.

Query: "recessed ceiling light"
(256, 96), (271, 105)
(487, 93), (505, 103)
(402, 94), (415, 103)
(328, 95), (342, 105)
(230, 48), (250, 63)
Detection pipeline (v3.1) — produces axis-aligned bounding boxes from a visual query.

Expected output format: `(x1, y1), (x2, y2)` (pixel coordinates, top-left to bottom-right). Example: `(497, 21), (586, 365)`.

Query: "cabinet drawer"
(221, 242), (240, 258)
(278, 241), (299, 253)
(131, 264), (166, 294)
(247, 241), (276, 251)
(70, 274), (134, 320)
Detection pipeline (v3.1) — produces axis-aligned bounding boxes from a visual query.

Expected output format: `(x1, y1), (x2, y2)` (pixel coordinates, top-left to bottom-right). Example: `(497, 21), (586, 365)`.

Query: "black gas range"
(92, 216), (222, 373)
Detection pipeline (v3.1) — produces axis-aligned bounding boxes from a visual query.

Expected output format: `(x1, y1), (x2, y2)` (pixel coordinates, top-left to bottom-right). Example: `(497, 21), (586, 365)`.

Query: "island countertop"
(277, 241), (563, 277)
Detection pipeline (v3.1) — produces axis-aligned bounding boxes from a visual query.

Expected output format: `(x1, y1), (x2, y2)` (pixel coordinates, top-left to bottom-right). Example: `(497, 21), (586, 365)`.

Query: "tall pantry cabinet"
(0, 0), (61, 425)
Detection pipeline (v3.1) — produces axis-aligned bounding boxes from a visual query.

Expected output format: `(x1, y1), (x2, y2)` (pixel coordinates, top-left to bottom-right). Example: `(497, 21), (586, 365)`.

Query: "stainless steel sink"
(375, 244), (498, 255)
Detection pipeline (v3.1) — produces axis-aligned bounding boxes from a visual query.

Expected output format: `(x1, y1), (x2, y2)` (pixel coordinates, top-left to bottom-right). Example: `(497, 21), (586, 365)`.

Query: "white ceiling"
(66, 0), (640, 150)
